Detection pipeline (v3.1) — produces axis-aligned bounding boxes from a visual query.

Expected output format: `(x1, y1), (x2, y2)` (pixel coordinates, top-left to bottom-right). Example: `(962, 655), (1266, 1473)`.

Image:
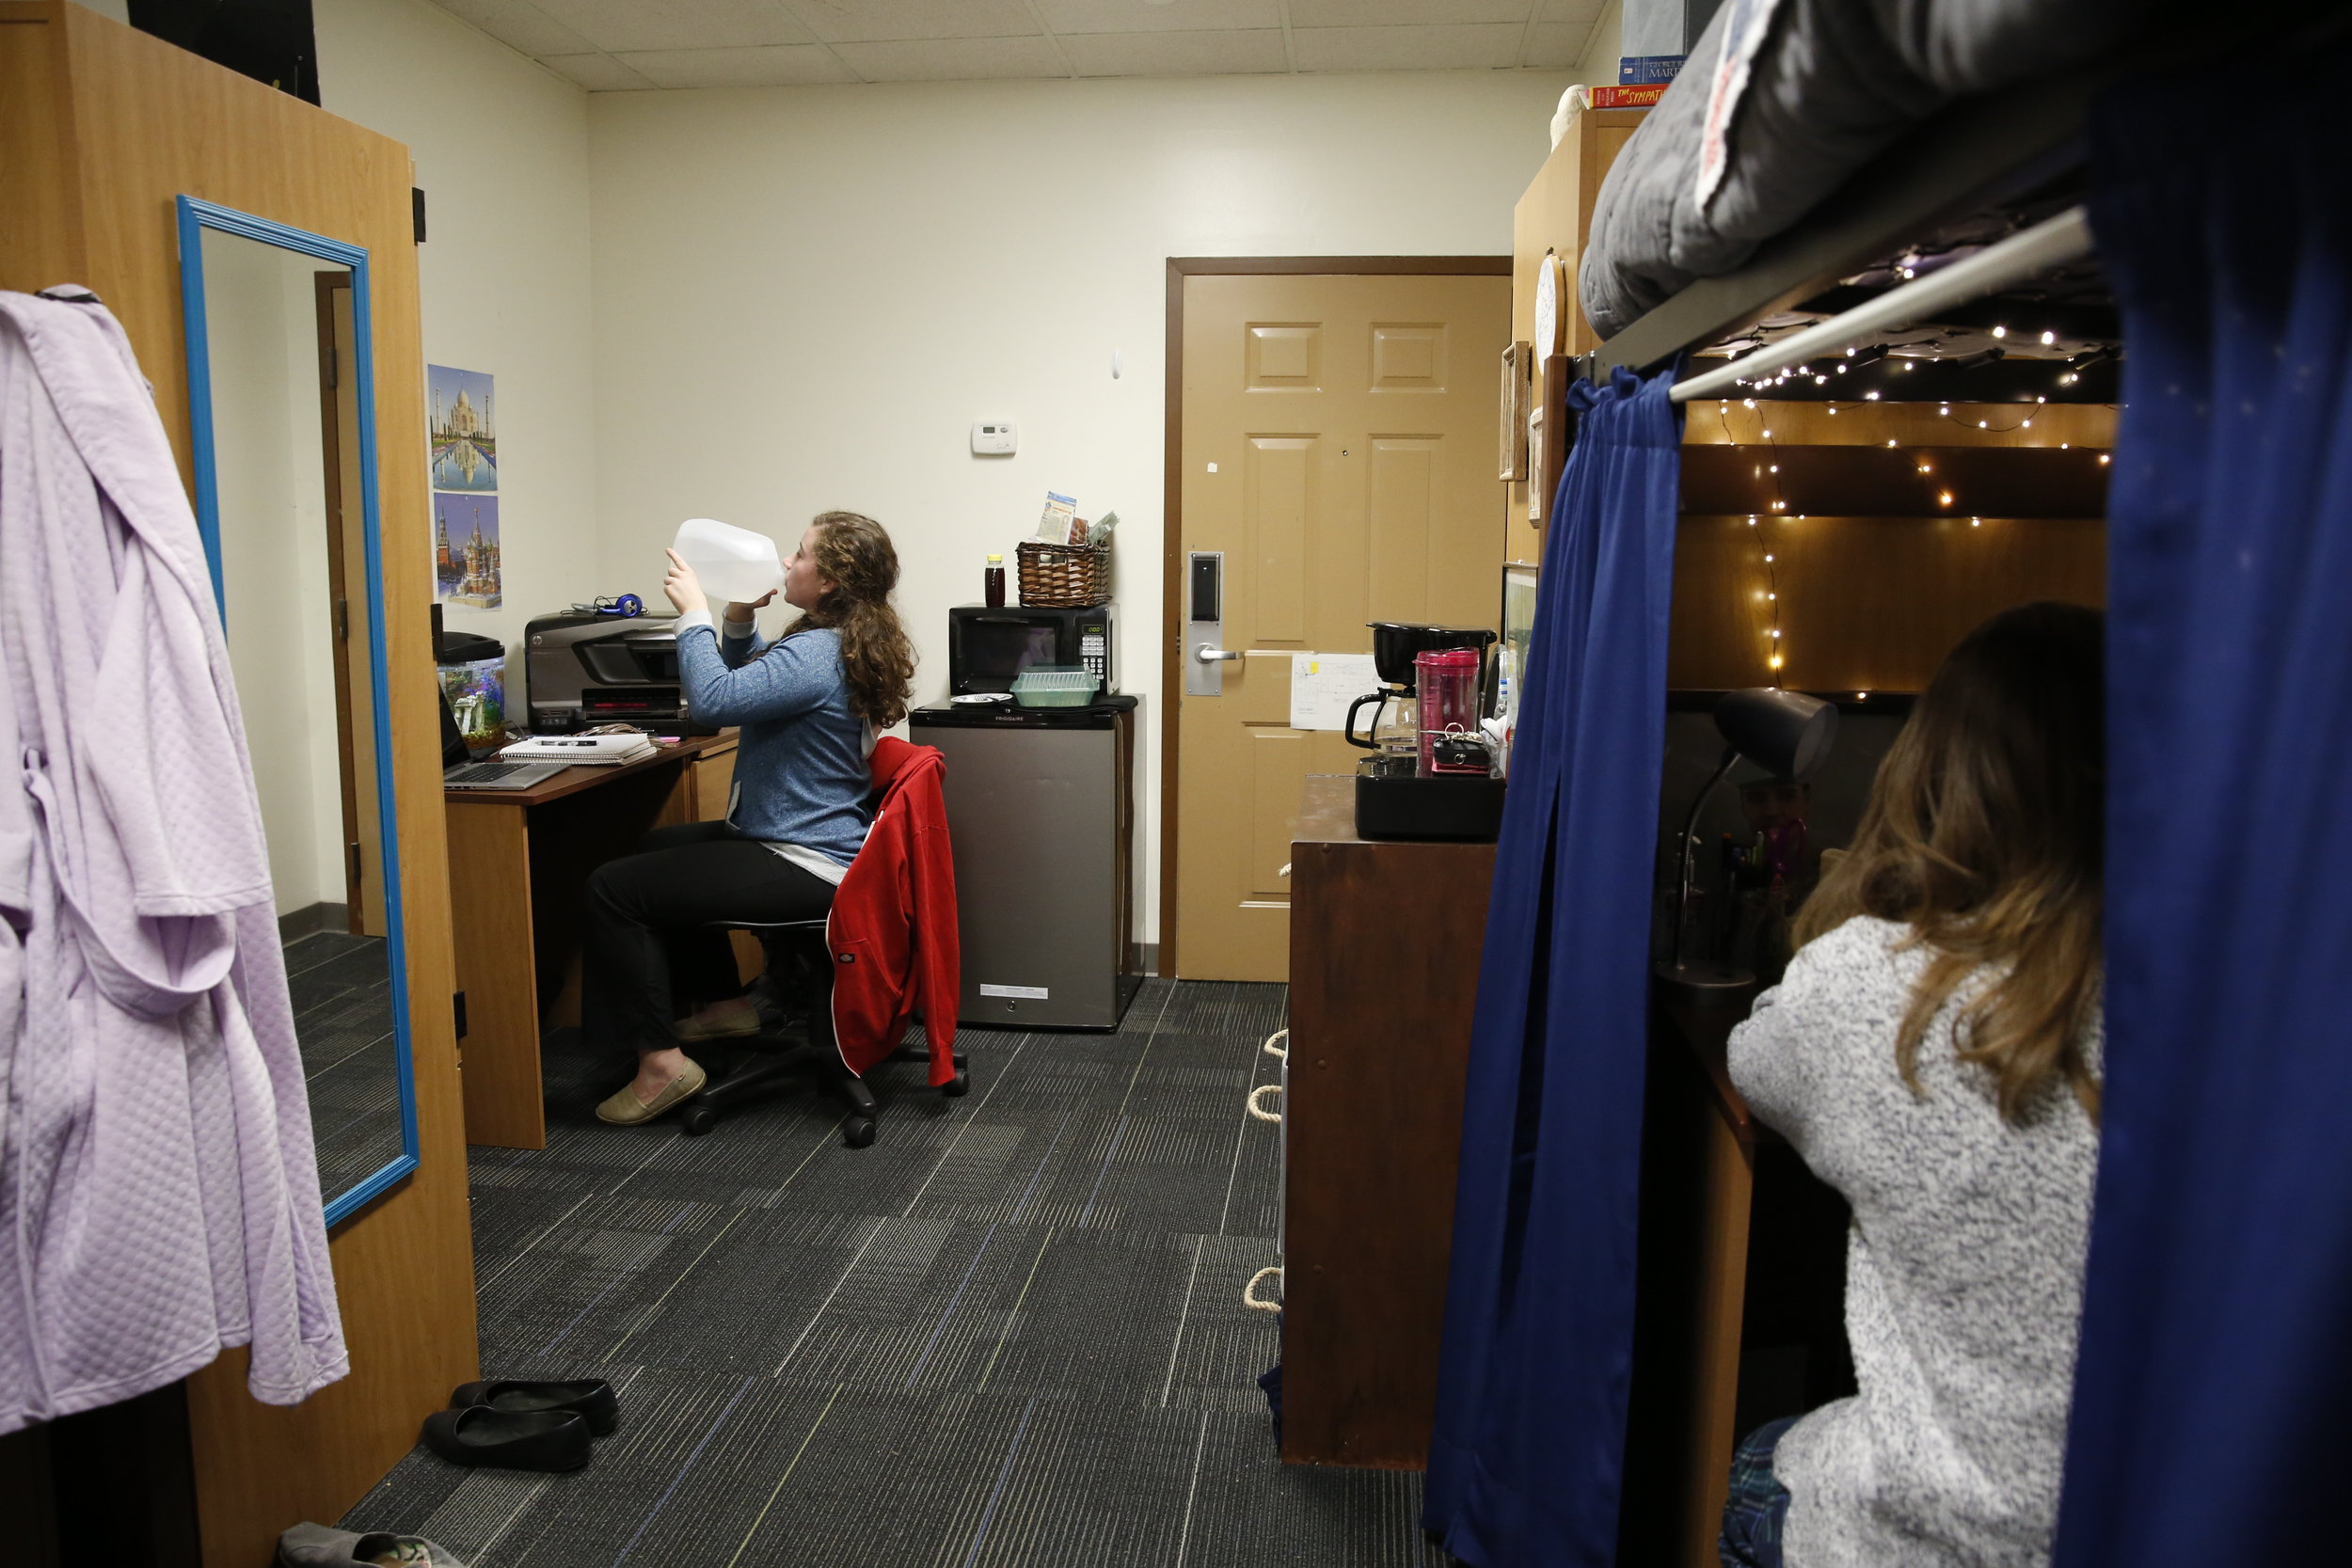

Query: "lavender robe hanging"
(0, 288), (346, 1433)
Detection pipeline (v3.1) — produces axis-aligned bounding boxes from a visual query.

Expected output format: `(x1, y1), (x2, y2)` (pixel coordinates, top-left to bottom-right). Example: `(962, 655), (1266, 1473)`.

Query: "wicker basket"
(1016, 540), (1110, 607)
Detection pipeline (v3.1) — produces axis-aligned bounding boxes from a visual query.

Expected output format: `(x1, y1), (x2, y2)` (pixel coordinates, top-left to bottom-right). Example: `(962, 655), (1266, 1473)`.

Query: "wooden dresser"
(1282, 774), (1496, 1467)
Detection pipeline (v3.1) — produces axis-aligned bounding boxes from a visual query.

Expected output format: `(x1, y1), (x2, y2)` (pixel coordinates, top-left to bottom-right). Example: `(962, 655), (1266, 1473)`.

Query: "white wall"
(205, 230), (346, 917)
(1579, 0), (1626, 86)
(315, 0), (598, 679)
(588, 71), (1572, 942)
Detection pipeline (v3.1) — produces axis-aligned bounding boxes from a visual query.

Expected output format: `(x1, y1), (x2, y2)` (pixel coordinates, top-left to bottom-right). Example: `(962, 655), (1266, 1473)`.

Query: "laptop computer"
(441, 685), (569, 792)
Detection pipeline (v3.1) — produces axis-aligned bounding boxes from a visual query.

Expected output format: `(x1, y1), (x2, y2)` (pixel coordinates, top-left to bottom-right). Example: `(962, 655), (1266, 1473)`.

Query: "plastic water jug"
(671, 517), (785, 605)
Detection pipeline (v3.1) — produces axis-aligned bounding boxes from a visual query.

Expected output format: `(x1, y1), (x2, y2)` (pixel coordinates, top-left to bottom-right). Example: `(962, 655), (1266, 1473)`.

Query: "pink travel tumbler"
(1414, 648), (1484, 776)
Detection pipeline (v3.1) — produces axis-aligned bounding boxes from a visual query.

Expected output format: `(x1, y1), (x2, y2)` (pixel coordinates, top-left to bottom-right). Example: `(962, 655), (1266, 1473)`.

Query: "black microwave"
(948, 604), (1114, 696)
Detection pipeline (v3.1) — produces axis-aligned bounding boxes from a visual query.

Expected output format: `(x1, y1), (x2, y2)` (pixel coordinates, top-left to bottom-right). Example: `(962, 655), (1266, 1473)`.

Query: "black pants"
(580, 821), (835, 1055)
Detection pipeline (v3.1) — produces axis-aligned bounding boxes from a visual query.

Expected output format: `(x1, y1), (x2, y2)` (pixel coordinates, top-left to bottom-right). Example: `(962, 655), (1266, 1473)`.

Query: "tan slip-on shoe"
(595, 1058), (707, 1125)
(674, 998), (762, 1042)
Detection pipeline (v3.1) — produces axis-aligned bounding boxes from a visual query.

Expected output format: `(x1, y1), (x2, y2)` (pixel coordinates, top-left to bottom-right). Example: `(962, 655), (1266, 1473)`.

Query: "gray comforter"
(1577, 0), (2146, 341)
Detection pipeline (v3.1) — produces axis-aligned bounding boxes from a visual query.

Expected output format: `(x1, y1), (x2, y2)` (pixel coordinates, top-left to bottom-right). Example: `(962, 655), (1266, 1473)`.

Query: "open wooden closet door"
(0, 7), (477, 1562)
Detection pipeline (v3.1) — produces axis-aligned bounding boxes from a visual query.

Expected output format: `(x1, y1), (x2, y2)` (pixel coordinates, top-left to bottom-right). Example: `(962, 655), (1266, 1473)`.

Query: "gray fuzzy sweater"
(1727, 916), (2101, 1568)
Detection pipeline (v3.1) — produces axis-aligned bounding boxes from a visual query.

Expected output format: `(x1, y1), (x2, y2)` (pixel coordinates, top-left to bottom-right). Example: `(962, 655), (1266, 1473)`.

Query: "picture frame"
(1526, 403), (1544, 524)
(1500, 340), (1532, 481)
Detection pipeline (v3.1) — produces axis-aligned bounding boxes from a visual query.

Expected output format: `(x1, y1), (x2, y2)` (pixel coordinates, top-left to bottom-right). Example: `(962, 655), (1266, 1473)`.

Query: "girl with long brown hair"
(581, 511), (914, 1125)
(1721, 602), (2105, 1568)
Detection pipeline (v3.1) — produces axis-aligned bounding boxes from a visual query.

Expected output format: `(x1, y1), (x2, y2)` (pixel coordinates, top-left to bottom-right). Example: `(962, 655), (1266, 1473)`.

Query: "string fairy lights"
(1704, 388), (2117, 689)
(1718, 403), (1792, 683)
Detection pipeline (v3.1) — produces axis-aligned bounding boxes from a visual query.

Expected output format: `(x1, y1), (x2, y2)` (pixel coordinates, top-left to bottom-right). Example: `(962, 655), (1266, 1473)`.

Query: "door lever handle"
(1194, 643), (1242, 664)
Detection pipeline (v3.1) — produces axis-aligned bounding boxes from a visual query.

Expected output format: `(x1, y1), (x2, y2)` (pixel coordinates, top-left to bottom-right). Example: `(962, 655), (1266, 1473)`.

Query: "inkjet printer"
(525, 610), (703, 734)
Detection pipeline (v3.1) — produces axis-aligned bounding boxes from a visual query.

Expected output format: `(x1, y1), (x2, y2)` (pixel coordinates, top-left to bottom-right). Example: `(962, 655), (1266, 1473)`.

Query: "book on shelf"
(1590, 83), (1668, 108)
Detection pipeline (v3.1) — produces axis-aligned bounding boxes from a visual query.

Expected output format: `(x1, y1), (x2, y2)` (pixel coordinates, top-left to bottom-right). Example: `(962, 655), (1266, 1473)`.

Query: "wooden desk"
(1279, 762), (1844, 1524)
(444, 733), (739, 1148)
(1621, 986), (1852, 1568)
(1283, 773), (1494, 1468)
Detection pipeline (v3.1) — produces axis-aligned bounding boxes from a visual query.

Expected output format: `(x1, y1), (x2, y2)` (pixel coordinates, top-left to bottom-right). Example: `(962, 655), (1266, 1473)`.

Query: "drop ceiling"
(432, 0), (1605, 91)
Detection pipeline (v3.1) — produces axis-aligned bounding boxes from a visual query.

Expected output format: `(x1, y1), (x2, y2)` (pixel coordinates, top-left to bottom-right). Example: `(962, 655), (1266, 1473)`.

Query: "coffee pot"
(1344, 687), (1421, 757)
(1343, 621), (1498, 757)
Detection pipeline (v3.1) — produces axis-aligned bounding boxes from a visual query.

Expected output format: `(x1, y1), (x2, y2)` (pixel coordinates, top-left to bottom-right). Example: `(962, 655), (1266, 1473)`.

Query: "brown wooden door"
(1174, 272), (1509, 981)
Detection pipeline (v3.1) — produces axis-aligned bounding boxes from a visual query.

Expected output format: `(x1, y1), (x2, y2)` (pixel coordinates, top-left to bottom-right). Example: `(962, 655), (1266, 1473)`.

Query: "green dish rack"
(1010, 667), (1097, 708)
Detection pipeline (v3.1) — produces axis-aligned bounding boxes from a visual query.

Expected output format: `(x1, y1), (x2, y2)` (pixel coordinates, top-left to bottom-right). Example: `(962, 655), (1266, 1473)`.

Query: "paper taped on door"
(1288, 654), (1379, 730)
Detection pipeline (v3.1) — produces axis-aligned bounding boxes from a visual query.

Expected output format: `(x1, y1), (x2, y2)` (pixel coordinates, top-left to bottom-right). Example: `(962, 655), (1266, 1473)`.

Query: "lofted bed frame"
(1555, 64), (2157, 704)
(1544, 57), (2146, 1568)
(1493, 10), (2343, 1561)
(1581, 64), (2123, 387)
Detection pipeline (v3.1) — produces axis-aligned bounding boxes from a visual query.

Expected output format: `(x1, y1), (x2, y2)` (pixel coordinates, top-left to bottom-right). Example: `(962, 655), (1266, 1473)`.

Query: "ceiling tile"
(532, 0), (814, 52)
(613, 42), (859, 85)
(786, 0), (1041, 43)
(1538, 0), (1605, 21)
(1034, 0), (1279, 34)
(1060, 27), (1287, 75)
(432, 0), (596, 56)
(830, 34), (1070, 79)
(1288, 0), (1526, 25)
(1523, 19), (1596, 67)
(538, 51), (660, 87)
(1293, 22), (1523, 71)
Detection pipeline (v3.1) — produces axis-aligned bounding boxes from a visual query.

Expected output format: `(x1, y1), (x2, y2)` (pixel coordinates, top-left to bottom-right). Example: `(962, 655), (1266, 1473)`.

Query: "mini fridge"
(908, 695), (1142, 1029)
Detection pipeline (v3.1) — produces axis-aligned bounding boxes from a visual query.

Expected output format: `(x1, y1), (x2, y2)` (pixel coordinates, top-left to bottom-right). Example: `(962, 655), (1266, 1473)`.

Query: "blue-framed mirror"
(177, 197), (419, 1226)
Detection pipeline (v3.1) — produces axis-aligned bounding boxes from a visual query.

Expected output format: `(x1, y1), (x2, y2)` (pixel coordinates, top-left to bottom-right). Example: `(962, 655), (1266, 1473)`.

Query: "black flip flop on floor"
(450, 1377), (619, 1436)
(420, 1406), (593, 1472)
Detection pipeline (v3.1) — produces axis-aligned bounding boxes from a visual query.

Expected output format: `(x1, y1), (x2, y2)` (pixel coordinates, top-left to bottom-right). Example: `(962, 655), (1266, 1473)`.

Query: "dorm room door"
(1173, 271), (1509, 982)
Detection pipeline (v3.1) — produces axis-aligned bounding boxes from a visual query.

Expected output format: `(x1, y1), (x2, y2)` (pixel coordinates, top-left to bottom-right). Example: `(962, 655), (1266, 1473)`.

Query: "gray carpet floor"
(340, 978), (1454, 1567)
(285, 930), (405, 1203)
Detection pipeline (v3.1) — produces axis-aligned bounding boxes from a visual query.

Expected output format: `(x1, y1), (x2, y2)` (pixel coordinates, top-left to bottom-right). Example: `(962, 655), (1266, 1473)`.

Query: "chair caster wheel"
(679, 1104), (716, 1136)
(844, 1117), (877, 1148)
(943, 1069), (970, 1099)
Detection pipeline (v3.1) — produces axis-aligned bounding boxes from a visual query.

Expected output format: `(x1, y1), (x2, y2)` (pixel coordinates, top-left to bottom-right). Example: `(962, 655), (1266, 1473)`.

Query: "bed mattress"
(1576, 0), (2148, 342)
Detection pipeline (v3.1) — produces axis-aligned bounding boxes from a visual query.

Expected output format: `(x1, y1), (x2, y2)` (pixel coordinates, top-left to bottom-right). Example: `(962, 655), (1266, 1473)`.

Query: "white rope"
(1247, 1084), (1284, 1123)
(1262, 1028), (1288, 1061)
(1243, 1265), (1283, 1313)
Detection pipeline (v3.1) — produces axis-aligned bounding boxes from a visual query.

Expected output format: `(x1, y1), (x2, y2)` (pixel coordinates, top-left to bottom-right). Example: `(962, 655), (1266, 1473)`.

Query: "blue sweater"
(677, 621), (868, 864)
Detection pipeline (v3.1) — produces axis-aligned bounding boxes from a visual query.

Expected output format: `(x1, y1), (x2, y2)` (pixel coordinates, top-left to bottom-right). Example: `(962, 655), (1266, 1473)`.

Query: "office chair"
(676, 916), (969, 1145)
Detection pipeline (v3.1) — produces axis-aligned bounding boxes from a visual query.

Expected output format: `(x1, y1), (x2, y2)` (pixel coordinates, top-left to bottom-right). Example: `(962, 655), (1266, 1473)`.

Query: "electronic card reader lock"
(1185, 551), (1237, 696)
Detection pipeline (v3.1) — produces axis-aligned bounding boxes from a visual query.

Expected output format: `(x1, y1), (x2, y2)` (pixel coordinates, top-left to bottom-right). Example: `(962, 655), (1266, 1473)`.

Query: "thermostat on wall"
(972, 420), (1017, 456)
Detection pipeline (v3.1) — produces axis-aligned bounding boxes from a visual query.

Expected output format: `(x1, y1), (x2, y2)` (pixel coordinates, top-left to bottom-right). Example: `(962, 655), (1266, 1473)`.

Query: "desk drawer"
(689, 746), (736, 822)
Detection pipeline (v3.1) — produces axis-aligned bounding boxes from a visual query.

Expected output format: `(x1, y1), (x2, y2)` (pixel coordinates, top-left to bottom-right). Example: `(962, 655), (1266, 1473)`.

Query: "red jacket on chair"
(827, 737), (960, 1084)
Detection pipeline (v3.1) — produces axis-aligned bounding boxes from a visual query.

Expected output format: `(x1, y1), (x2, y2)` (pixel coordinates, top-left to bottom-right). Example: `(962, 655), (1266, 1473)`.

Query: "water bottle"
(671, 517), (784, 605)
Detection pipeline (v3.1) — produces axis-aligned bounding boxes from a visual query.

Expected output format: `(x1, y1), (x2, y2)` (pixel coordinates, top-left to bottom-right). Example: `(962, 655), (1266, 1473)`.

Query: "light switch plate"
(972, 420), (1017, 455)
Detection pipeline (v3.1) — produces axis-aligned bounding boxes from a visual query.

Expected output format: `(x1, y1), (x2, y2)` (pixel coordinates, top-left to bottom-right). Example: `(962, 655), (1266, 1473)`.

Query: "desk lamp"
(1659, 687), (1838, 1005)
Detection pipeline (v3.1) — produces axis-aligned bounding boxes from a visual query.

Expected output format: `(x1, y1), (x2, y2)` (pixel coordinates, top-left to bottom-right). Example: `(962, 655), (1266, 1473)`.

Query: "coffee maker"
(1344, 622), (1497, 760)
(1347, 622), (1506, 841)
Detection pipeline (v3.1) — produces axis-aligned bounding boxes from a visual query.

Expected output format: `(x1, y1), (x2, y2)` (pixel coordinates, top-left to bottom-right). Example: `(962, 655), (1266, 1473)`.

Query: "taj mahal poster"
(427, 363), (498, 494)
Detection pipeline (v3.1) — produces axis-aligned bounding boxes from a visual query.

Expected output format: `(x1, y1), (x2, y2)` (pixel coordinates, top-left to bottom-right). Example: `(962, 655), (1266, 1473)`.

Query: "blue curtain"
(2058, 43), (2352, 1565)
(1426, 366), (1681, 1566)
